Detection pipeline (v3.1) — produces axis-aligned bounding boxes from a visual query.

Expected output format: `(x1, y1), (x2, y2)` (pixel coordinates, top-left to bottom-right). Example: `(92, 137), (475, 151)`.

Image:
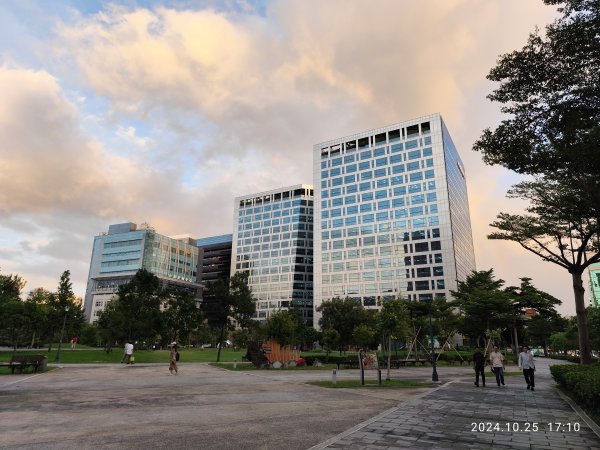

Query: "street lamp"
(428, 299), (439, 382)
(53, 305), (70, 363)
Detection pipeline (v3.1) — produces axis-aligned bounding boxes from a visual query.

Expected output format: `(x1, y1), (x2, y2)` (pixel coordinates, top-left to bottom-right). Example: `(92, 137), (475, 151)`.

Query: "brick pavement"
(311, 359), (600, 450)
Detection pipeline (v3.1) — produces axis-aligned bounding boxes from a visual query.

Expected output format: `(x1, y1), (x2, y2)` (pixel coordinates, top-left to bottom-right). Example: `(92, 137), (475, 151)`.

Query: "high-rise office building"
(83, 222), (202, 322)
(197, 234), (233, 322)
(231, 185), (314, 325)
(313, 113), (475, 324)
(588, 262), (600, 307)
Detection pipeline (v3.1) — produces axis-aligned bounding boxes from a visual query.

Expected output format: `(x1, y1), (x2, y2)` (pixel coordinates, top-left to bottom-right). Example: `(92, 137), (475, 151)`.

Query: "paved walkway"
(311, 358), (600, 449)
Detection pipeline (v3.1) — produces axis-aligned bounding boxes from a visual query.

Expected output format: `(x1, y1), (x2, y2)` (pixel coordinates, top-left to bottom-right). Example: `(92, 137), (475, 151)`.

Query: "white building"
(313, 113), (475, 325)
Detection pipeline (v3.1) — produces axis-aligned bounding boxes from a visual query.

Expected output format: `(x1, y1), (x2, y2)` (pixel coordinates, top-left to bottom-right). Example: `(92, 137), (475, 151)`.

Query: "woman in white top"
(489, 345), (505, 386)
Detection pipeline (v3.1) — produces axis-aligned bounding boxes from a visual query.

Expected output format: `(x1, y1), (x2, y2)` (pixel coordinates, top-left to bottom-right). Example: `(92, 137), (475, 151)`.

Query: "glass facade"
(231, 185), (314, 325)
(589, 262), (600, 307)
(313, 114), (475, 324)
(84, 223), (202, 322)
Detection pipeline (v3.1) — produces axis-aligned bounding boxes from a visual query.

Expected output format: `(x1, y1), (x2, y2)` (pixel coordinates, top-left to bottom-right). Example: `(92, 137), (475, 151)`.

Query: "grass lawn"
(0, 348), (246, 364)
(307, 379), (432, 389)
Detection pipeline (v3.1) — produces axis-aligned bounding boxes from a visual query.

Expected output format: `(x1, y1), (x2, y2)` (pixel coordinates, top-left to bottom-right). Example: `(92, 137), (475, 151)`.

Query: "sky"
(0, 0), (586, 316)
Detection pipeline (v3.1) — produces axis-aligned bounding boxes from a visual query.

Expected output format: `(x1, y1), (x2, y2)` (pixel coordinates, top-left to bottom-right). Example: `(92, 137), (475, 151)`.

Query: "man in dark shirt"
(473, 347), (486, 387)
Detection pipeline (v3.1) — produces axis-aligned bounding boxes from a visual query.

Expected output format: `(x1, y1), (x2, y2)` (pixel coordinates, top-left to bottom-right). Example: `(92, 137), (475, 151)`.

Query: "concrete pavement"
(311, 358), (600, 449)
(1, 359), (599, 449)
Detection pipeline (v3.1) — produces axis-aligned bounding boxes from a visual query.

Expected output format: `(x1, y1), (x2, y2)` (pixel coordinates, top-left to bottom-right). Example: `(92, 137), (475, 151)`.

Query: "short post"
(378, 369), (382, 385)
(332, 369), (337, 385)
(233, 359), (237, 369)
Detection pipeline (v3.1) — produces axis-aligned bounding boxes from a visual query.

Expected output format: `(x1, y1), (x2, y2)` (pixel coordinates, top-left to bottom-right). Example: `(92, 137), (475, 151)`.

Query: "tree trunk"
(572, 272), (592, 365)
(386, 335), (392, 381)
(513, 327), (519, 353)
(31, 331), (36, 349)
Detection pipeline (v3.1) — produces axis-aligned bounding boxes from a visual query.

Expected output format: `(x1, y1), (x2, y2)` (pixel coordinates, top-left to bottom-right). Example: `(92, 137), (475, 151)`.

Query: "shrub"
(550, 364), (600, 412)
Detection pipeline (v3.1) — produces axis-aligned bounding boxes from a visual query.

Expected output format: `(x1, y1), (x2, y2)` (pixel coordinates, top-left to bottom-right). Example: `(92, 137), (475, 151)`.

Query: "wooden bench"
(0, 355), (47, 374)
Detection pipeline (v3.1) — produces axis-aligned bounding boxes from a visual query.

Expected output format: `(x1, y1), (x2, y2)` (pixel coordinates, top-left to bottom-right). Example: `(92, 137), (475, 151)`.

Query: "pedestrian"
(489, 345), (505, 387)
(518, 345), (536, 391)
(473, 346), (486, 387)
(70, 337), (78, 349)
(122, 342), (134, 364)
(169, 342), (178, 375)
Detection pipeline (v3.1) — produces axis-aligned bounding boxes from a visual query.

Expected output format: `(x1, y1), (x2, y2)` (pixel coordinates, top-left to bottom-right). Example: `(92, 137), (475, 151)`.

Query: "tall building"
(83, 222), (202, 322)
(231, 185), (314, 325)
(588, 262), (600, 307)
(197, 234), (233, 322)
(313, 113), (475, 324)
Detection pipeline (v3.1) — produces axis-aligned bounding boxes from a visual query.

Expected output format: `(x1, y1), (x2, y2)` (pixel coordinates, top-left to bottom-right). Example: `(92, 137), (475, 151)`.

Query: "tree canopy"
(473, 0), (600, 364)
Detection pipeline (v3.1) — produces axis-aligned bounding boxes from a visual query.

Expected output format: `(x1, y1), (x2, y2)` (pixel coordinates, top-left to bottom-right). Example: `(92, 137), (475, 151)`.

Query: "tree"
(317, 297), (371, 354)
(352, 324), (375, 351)
(473, 0), (600, 364)
(376, 298), (409, 380)
(504, 277), (562, 351)
(206, 272), (256, 362)
(0, 271), (27, 349)
(322, 329), (341, 358)
(97, 269), (165, 348)
(264, 310), (298, 347)
(450, 270), (513, 347)
(524, 313), (567, 355)
(163, 289), (204, 346)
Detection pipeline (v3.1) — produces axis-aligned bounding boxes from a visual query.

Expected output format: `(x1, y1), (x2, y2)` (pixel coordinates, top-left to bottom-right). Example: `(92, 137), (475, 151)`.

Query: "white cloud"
(1, 0), (584, 314)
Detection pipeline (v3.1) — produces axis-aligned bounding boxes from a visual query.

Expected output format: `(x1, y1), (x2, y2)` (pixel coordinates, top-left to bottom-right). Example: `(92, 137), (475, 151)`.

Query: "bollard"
(233, 359), (237, 369)
(332, 369), (337, 385)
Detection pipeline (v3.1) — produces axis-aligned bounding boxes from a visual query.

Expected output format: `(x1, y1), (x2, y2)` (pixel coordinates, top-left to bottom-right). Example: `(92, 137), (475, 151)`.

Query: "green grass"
(307, 379), (432, 389)
(0, 348), (246, 364)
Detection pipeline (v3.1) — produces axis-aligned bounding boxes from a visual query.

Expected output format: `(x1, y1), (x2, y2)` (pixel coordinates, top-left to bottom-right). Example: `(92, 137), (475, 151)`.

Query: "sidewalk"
(311, 358), (600, 449)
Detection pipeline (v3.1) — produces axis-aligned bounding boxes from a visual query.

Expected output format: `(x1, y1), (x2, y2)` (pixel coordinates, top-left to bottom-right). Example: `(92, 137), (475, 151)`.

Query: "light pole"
(54, 305), (70, 363)
(428, 300), (439, 382)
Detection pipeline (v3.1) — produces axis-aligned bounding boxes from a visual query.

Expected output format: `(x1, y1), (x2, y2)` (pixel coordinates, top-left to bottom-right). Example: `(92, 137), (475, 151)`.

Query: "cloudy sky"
(0, 0), (584, 315)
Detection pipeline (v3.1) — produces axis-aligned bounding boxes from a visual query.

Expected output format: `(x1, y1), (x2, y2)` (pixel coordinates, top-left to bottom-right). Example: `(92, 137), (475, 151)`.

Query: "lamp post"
(54, 305), (70, 363)
(428, 299), (439, 382)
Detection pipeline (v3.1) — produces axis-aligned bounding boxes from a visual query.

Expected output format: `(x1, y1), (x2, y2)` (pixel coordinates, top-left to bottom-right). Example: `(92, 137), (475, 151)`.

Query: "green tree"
(317, 297), (370, 354)
(352, 324), (375, 351)
(588, 307), (600, 351)
(524, 312), (567, 355)
(450, 270), (513, 347)
(473, 0), (600, 364)
(96, 269), (165, 349)
(504, 277), (562, 351)
(0, 271), (27, 349)
(322, 328), (341, 358)
(206, 272), (256, 362)
(264, 310), (298, 347)
(376, 298), (409, 380)
(163, 289), (204, 346)
(23, 288), (52, 348)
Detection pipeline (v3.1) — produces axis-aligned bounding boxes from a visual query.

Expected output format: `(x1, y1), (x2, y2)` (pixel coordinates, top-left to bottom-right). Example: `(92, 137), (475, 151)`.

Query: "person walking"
(489, 345), (505, 387)
(169, 342), (178, 375)
(473, 347), (486, 387)
(122, 342), (134, 364)
(518, 345), (536, 391)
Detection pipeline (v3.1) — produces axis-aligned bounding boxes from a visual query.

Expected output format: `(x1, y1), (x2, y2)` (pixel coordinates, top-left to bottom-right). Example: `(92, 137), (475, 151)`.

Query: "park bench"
(0, 355), (47, 374)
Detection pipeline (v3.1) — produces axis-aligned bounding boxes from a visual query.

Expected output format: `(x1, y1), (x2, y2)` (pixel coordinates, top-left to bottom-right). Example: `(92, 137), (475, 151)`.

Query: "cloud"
(2, 0), (584, 313)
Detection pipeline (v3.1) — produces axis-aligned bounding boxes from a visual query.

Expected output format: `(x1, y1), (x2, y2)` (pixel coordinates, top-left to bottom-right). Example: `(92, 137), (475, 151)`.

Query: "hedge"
(550, 364), (600, 412)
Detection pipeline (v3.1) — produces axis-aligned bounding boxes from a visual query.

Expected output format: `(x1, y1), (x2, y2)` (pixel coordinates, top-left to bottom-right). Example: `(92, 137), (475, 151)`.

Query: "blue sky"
(1, 0), (585, 316)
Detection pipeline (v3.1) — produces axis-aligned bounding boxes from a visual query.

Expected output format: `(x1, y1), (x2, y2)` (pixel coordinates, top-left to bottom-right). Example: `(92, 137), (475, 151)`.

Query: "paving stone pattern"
(322, 376), (600, 450)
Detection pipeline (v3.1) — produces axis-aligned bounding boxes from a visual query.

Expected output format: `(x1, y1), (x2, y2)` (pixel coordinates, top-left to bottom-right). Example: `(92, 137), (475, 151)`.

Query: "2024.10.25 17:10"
(471, 422), (581, 432)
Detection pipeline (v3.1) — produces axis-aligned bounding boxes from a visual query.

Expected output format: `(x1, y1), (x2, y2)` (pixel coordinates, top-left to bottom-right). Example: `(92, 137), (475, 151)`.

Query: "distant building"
(313, 113), (475, 324)
(231, 185), (314, 325)
(83, 222), (202, 323)
(197, 234), (233, 323)
(588, 262), (600, 307)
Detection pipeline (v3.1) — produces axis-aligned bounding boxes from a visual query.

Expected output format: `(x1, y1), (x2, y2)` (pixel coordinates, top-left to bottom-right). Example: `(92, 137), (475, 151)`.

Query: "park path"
(311, 357), (600, 449)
